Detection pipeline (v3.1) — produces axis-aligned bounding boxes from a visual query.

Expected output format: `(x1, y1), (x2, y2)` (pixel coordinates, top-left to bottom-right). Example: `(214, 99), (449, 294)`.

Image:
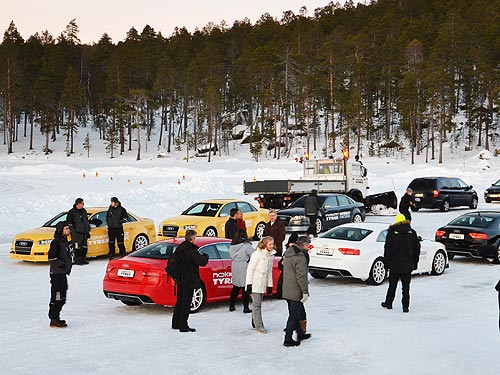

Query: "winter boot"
(381, 302), (392, 309)
(81, 257), (89, 265)
(299, 320), (307, 334)
(229, 303), (236, 312)
(403, 307), (409, 313)
(50, 319), (67, 328)
(298, 333), (311, 341)
(243, 306), (252, 313)
(283, 339), (301, 347)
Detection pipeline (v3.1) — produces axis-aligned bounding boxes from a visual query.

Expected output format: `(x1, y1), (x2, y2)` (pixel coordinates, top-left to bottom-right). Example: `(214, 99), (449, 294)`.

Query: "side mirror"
(469, 185), (473, 189)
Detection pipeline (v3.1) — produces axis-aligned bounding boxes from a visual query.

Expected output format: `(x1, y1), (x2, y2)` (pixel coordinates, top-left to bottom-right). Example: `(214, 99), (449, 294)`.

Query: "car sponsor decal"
(88, 232), (129, 246)
(212, 271), (232, 285)
(325, 211), (351, 221)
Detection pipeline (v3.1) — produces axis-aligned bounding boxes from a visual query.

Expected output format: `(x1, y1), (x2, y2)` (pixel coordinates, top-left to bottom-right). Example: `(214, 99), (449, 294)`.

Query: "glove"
(246, 284), (252, 294)
(267, 286), (273, 295)
(300, 294), (309, 303)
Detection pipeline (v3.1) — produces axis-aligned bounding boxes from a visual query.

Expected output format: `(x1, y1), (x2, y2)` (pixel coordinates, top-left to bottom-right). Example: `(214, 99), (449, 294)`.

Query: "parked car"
(435, 211), (500, 264)
(308, 223), (448, 285)
(157, 199), (269, 240)
(277, 193), (365, 233)
(103, 237), (281, 313)
(10, 208), (156, 262)
(484, 180), (500, 203)
(408, 177), (478, 212)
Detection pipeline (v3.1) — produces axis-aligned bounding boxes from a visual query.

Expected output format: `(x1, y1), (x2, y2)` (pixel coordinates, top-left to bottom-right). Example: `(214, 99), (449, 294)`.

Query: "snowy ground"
(1, 144), (499, 374)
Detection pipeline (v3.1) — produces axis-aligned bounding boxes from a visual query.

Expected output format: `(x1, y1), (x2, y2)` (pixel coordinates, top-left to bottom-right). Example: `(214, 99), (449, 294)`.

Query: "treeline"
(0, 0), (499, 162)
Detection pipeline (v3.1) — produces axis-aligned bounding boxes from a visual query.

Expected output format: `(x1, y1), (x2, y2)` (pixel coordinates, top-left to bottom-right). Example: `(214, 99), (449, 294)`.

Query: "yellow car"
(10, 207), (156, 262)
(157, 199), (269, 240)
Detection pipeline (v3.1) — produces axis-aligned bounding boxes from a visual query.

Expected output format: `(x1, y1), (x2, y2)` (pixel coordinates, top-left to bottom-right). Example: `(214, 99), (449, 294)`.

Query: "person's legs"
(49, 274), (67, 326)
(251, 293), (265, 330)
(242, 288), (252, 313)
(383, 272), (400, 307)
(116, 228), (126, 256)
(284, 299), (301, 342)
(306, 215), (318, 236)
(179, 287), (194, 331)
(81, 236), (89, 263)
(108, 228), (117, 258)
(172, 285), (182, 329)
(401, 273), (412, 311)
(229, 285), (240, 311)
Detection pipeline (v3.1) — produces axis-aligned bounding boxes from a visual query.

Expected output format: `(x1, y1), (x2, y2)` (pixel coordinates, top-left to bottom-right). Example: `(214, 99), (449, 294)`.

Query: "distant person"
(263, 209), (286, 256)
(106, 197), (128, 259)
(381, 214), (421, 313)
(66, 198), (90, 265)
(304, 189), (321, 237)
(235, 209), (247, 234)
(171, 230), (209, 332)
(496, 280), (500, 331)
(282, 235), (311, 347)
(399, 188), (415, 221)
(246, 236), (275, 333)
(225, 208), (240, 240)
(48, 221), (72, 328)
(277, 233), (299, 299)
(228, 229), (254, 313)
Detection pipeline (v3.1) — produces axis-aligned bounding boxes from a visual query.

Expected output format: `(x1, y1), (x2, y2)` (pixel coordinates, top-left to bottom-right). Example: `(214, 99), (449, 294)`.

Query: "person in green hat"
(381, 213), (421, 313)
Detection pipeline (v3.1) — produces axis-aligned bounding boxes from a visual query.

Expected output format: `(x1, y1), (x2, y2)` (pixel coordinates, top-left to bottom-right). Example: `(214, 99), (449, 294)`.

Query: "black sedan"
(277, 194), (365, 234)
(484, 180), (500, 203)
(435, 211), (500, 263)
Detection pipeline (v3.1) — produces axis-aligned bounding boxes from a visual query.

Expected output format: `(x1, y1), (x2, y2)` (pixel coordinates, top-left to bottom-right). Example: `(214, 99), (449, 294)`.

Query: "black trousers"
(172, 285), (194, 330)
(401, 209), (412, 221)
(498, 292), (500, 331)
(49, 274), (68, 320)
(72, 233), (88, 258)
(229, 285), (251, 307)
(385, 272), (411, 308)
(306, 214), (318, 236)
(285, 299), (305, 341)
(108, 227), (126, 256)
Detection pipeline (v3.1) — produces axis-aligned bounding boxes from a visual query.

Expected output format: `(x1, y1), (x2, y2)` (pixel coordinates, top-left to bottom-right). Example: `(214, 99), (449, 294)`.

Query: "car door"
(218, 202), (237, 236)
(447, 178), (462, 207)
(87, 211), (109, 256)
(322, 196), (341, 229)
(237, 201), (259, 233)
(213, 242), (233, 295)
(336, 195), (355, 224)
(457, 178), (473, 206)
(122, 213), (137, 250)
(198, 244), (227, 299)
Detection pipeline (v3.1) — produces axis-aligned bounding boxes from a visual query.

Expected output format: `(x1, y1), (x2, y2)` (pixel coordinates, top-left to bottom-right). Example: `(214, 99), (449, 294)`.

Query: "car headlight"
(292, 215), (306, 221)
(37, 239), (52, 246)
(182, 225), (198, 230)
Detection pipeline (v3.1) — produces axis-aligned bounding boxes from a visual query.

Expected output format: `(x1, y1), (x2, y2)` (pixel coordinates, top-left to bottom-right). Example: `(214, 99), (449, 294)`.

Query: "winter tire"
(469, 197), (478, 209)
(310, 271), (327, 279)
(133, 234), (149, 251)
(352, 213), (363, 223)
(203, 227), (217, 237)
(316, 218), (323, 233)
(431, 250), (447, 275)
(490, 245), (500, 264)
(367, 257), (386, 285)
(190, 284), (206, 313)
(254, 222), (266, 240)
(121, 300), (142, 306)
(440, 199), (450, 212)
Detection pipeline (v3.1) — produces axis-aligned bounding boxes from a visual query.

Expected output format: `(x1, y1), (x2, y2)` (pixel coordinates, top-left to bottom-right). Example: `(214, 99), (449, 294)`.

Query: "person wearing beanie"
(381, 213), (421, 313)
(107, 197), (129, 259)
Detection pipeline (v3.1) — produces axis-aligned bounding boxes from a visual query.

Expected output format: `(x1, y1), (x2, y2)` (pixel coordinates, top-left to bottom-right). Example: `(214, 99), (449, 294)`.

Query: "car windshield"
(129, 242), (178, 259)
(181, 202), (222, 217)
(448, 215), (495, 228)
(43, 212), (68, 227)
(409, 178), (435, 190)
(319, 226), (373, 241)
(290, 195), (327, 208)
(494, 180), (500, 186)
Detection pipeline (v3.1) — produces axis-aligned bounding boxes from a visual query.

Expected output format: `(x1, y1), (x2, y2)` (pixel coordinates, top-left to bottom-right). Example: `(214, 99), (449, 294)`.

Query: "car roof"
(317, 193), (346, 198)
(458, 211), (500, 217)
(328, 222), (390, 230)
(156, 237), (232, 246)
(198, 199), (238, 204)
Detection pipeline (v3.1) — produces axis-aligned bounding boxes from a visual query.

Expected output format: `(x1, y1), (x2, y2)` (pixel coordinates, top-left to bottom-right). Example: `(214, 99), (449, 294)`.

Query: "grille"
(162, 225), (179, 237)
(15, 240), (34, 254)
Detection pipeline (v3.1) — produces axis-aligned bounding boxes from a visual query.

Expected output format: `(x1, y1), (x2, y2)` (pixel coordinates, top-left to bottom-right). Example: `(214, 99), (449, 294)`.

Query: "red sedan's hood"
(108, 256), (166, 270)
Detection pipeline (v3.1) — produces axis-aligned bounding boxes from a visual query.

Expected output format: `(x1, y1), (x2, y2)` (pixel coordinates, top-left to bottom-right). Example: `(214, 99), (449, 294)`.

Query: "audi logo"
(18, 241), (29, 247)
(166, 227), (175, 230)
(122, 264), (129, 268)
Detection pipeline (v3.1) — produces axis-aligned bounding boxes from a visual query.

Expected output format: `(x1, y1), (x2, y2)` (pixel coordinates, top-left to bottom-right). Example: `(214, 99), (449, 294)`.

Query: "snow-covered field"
(1, 145), (499, 374)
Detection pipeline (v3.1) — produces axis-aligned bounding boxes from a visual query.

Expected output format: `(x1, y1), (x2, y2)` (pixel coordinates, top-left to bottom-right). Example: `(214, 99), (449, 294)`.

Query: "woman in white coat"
(245, 236), (275, 333)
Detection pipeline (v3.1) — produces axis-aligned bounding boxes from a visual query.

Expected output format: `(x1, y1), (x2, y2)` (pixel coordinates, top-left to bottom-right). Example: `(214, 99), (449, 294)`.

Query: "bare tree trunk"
(29, 110), (34, 150)
(158, 102), (165, 147)
(305, 96), (310, 157)
(7, 57), (13, 154)
(136, 110), (141, 161)
(439, 95), (444, 164)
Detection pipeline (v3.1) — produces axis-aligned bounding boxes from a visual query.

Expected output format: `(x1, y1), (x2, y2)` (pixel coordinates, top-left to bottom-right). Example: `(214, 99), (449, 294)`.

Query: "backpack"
(166, 248), (186, 283)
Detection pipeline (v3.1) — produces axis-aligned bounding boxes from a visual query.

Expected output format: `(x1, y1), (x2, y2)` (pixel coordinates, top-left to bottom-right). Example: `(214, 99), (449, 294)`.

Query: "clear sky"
(1, 0), (356, 44)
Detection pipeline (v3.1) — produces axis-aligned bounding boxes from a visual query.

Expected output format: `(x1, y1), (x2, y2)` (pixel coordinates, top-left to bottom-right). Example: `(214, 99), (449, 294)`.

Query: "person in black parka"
(224, 208), (240, 240)
(304, 189), (321, 237)
(382, 213), (421, 313)
(48, 221), (73, 327)
(171, 230), (209, 332)
(66, 198), (91, 265)
(106, 197), (128, 259)
(399, 188), (415, 221)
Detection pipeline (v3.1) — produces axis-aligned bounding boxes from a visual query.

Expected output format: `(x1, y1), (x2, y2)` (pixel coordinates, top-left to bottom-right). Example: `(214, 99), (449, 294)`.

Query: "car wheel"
(253, 222), (266, 240)
(203, 227), (217, 237)
(367, 257), (386, 285)
(316, 218), (323, 233)
(469, 197), (478, 209)
(190, 284), (206, 313)
(121, 300), (142, 306)
(490, 245), (500, 264)
(310, 271), (328, 279)
(133, 234), (149, 251)
(411, 205), (419, 212)
(431, 250), (447, 275)
(352, 213), (363, 223)
(440, 199), (450, 212)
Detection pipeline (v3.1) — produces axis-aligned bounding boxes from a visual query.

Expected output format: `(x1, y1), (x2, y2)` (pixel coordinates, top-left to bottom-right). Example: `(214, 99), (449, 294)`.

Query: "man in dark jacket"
(106, 197), (128, 259)
(381, 214), (421, 313)
(282, 236), (311, 347)
(263, 209), (286, 256)
(48, 221), (72, 328)
(172, 230), (209, 332)
(304, 189), (321, 237)
(66, 198), (91, 265)
(496, 280), (500, 331)
(225, 208), (240, 239)
(399, 188), (415, 221)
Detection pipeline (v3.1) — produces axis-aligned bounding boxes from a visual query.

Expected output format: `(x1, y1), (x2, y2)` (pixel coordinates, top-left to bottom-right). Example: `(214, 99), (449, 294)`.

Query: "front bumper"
(10, 251), (48, 262)
(439, 242), (497, 259)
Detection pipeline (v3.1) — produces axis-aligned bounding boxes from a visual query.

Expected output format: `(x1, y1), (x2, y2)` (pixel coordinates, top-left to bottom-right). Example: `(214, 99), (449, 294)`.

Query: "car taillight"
(142, 270), (161, 277)
(283, 196), (291, 201)
(435, 230), (446, 237)
(469, 232), (488, 240)
(433, 189), (440, 198)
(307, 244), (314, 251)
(338, 248), (360, 255)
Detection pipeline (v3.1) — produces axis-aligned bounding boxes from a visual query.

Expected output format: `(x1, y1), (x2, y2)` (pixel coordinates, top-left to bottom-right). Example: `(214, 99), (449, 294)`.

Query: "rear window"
(319, 227), (373, 241)
(408, 178), (435, 190)
(129, 242), (178, 259)
(290, 195), (327, 208)
(448, 215), (495, 228)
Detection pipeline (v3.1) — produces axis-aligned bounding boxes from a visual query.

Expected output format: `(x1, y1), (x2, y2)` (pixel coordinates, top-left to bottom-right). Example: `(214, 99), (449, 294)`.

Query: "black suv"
(408, 177), (478, 212)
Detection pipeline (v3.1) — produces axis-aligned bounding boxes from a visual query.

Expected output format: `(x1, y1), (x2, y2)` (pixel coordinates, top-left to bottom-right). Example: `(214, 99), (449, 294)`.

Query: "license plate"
(449, 233), (464, 240)
(414, 198), (421, 202)
(415, 193), (423, 197)
(317, 248), (333, 256)
(117, 269), (135, 278)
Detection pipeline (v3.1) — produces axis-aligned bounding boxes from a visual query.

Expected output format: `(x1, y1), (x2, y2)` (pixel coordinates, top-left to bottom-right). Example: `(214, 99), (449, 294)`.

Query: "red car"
(103, 237), (281, 312)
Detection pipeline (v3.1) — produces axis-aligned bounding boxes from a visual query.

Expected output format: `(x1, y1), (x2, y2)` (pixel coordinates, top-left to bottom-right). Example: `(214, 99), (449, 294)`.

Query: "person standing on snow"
(106, 197), (128, 259)
(228, 229), (254, 313)
(282, 235), (311, 347)
(66, 198), (91, 265)
(399, 188), (415, 221)
(381, 213), (421, 313)
(304, 189), (321, 237)
(263, 209), (286, 256)
(225, 208), (240, 240)
(48, 221), (72, 328)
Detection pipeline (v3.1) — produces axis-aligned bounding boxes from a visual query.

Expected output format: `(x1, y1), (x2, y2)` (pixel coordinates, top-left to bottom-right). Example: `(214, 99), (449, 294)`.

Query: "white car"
(308, 222), (448, 285)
